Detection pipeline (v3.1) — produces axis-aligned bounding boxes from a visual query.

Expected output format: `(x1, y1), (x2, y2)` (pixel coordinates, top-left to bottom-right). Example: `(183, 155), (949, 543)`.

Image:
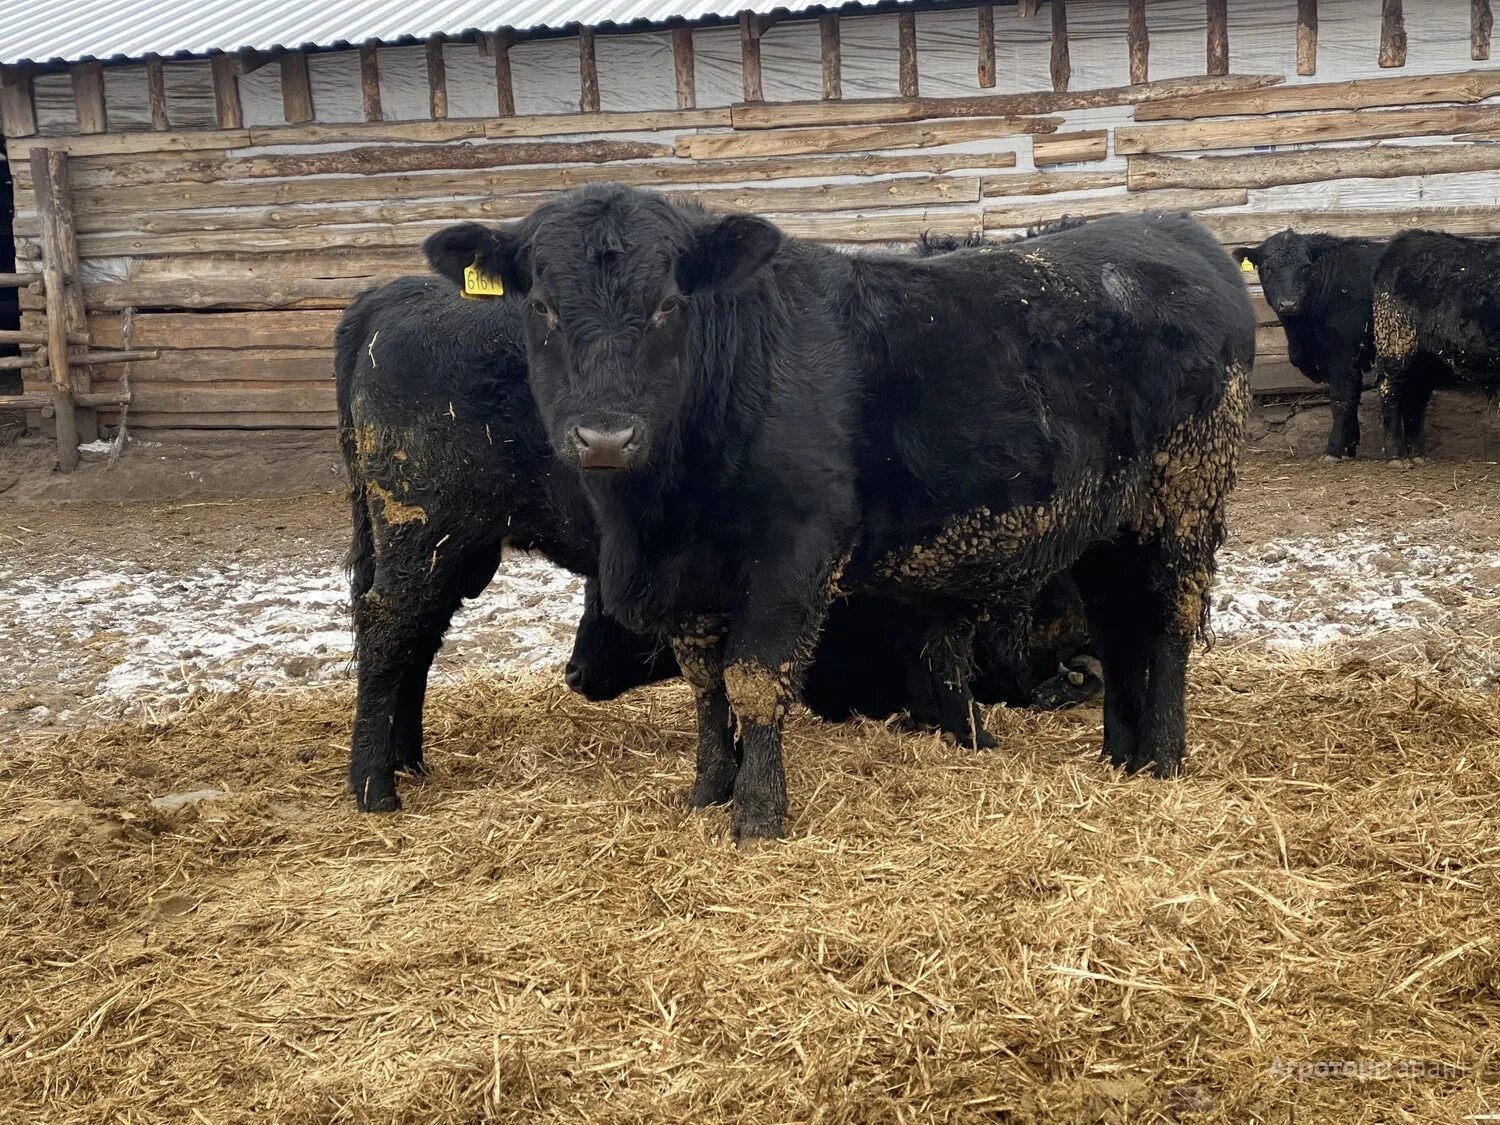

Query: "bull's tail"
(335, 291), (377, 607)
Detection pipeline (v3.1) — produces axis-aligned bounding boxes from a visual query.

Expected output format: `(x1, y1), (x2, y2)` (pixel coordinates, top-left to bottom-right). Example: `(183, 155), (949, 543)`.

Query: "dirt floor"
(2, 442), (1499, 1121)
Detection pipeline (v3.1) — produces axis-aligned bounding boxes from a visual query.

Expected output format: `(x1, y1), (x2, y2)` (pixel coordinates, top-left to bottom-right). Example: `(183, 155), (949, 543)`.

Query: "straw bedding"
(2, 645), (1497, 1122)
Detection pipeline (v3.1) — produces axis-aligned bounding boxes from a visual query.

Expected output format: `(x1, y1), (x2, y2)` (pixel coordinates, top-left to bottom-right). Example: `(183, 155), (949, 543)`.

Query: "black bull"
(338, 276), (1099, 811)
(426, 187), (1256, 844)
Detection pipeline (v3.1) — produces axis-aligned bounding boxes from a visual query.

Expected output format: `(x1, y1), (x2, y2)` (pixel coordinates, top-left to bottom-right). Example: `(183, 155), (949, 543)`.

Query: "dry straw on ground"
(2, 645), (1497, 1123)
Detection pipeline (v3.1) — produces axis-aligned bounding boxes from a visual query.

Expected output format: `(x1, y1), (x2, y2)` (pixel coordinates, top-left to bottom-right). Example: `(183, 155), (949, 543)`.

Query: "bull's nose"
(572, 425), (636, 469)
(564, 661), (583, 692)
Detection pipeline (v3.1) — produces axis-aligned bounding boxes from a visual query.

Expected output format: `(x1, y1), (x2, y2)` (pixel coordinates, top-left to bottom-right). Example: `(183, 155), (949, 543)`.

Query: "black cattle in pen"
(1370, 229), (1500, 464)
(1232, 231), (1385, 460)
(426, 187), (1256, 844)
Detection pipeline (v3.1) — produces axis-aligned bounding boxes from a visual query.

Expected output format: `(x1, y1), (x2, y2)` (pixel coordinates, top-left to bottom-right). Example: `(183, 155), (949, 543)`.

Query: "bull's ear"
(677, 213), (781, 294)
(1231, 245), (1261, 267)
(423, 222), (528, 292)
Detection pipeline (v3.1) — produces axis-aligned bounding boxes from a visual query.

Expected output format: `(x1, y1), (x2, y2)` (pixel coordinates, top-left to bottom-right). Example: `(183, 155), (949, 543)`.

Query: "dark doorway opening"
(0, 138), (20, 396)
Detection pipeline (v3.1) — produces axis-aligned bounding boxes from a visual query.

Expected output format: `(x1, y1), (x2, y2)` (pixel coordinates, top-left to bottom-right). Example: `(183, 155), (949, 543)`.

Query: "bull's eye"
(648, 295), (682, 329)
(529, 298), (558, 329)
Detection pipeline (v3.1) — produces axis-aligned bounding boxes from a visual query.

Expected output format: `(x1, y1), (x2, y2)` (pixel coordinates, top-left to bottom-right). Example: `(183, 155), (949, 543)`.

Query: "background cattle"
(1232, 231), (1384, 460)
(1371, 230), (1500, 464)
(340, 275), (1099, 813)
(427, 188), (1256, 843)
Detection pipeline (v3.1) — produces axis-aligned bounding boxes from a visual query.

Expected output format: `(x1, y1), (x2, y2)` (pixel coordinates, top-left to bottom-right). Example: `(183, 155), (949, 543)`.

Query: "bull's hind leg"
(1072, 546), (1150, 770)
(906, 607), (997, 749)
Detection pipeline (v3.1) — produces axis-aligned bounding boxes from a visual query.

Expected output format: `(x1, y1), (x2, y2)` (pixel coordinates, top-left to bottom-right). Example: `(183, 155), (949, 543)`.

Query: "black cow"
(427, 187), (1255, 843)
(1371, 230), (1500, 463)
(339, 275), (1097, 812)
(1232, 231), (1384, 460)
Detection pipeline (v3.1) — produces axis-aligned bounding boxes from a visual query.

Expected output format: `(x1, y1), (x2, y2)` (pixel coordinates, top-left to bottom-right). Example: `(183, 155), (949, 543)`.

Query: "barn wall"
(5, 0), (1500, 428)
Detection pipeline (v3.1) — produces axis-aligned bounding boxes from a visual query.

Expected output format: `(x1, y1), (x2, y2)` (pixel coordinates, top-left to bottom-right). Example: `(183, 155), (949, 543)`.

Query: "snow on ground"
(3, 529), (1497, 724)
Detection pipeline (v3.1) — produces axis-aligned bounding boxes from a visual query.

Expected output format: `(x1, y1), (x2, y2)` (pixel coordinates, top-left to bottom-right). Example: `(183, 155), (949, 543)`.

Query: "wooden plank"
(980, 168), (1126, 196)
(1017, 0), (1040, 16)
(1298, 0), (1318, 75)
(1032, 129), (1107, 165)
(80, 278), (383, 312)
(1476, 0), (1493, 61)
(211, 53), (243, 129)
(1128, 0), (1149, 84)
(899, 11), (919, 97)
(728, 73), (1283, 131)
(89, 311), (344, 351)
(5, 128), (250, 158)
(1250, 363), (1322, 396)
(766, 210), (979, 243)
(1128, 143), (1500, 191)
(1134, 68), (1500, 121)
(1117, 104), (1500, 155)
(280, 51), (314, 124)
(1207, 0), (1228, 76)
(145, 55), (170, 130)
(982, 188), (1247, 230)
(31, 149), (82, 469)
(0, 271), (41, 287)
(1052, 0), (1070, 93)
(120, 411), (338, 429)
(56, 152), (1016, 218)
(126, 382), (335, 414)
(100, 349), (332, 383)
(491, 32), (516, 116)
(740, 13), (763, 104)
(359, 43), (382, 122)
(68, 178), (987, 256)
(426, 37), (448, 120)
(978, 6), (995, 90)
(674, 27), (697, 109)
(1, 65), (37, 137)
(1197, 206), (1500, 244)
(678, 116), (1059, 160)
(1380, 0), (1407, 68)
(821, 15), (842, 101)
(578, 28), (600, 113)
(70, 61), (107, 134)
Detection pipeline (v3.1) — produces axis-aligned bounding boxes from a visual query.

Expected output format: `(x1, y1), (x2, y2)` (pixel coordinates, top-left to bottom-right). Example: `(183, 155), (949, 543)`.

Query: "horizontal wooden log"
(0, 355), (42, 371)
(94, 348), (331, 383)
(1116, 104), (1500, 155)
(981, 188), (1248, 229)
(111, 411), (338, 429)
(89, 310), (344, 350)
(4, 129), (251, 158)
(1128, 143), (1500, 190)
(979, 169), (1126, 196)
(766, 210), (980, 242)
(235, 138), (673, 177)
(1134, 68), (1500, 121)
(0, 271), (42, 288)
(1032, 130), (1107, 164)
(678, 118), (1058, 160)
(0, 393), (52, 409)
(728, 73), (1283, 129)
(0, 329), (46, 343)
(46, 152), (1016, 219)
(122, 381), (335, 414)
(1197, 206), (1500, 243)
(35, 176), (983, 241)
(1250, 363), (1323, 396)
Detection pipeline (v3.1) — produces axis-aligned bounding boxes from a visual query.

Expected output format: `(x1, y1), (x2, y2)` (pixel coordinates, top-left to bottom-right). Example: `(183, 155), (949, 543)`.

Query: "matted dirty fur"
(2, 647), (1497, 1123)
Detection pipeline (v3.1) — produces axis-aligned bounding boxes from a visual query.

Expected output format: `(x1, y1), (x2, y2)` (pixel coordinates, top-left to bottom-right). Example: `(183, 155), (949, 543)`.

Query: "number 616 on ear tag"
(463, 263), (505, 298)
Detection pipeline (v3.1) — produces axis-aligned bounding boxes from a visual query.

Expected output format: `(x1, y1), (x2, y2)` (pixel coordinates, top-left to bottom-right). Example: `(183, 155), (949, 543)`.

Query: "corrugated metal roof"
(0, 0), (909, 66)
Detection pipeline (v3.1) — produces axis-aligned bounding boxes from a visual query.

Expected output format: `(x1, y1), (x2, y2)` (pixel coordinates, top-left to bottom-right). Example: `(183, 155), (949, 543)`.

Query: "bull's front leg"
(669, 618), (738, 810)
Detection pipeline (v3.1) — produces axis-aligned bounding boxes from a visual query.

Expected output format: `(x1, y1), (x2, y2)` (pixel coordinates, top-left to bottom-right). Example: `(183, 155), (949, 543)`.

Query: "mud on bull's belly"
(861, 471), (1144, 601)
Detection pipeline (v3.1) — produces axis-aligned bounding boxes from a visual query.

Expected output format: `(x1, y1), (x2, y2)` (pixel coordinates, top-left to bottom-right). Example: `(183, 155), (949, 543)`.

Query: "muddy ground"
(3, 433), (1500, 734)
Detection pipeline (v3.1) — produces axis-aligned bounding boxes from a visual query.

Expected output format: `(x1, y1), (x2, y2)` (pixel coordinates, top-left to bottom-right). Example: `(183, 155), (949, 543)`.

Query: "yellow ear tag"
(1240, 257), (1256, 273)
(463, 263), (505, 299)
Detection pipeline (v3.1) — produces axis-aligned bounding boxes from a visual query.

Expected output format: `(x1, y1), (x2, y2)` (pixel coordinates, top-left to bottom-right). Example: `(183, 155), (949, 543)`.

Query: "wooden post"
(1018, 0), (1040, 15)
(740, 13), (763, 104)
(489, 32), (516, 115)
(1380, 0), (1406, 68)
(70, 61), (107, 134)
(280, 50), (314, 123)
(898, 11), (918, 97)
(1475, 0), (1493, 61)
(579, 27), (600, 113)
(210, 53), (242, 128)
(673, 27), (697, 109)
(1, 65), (37, 137)
(1128, 0), (1148, 84)
(426, 36), (448, 118)
(978, 5), (995, 89)
(359, 43), (382, 121)
(1051, 0), (1070, 93)
(1207, 0), (1228, 76)
(1297, 0), (1318, 75)
(145, 55), (169, 129)
(30, 148), (92, 469)
(819, 15), (841, 100)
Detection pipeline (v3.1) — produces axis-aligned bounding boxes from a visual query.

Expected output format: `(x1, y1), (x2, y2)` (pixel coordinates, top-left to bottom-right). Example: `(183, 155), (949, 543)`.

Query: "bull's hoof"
(354, 779), (401, 813)
(686, 778), (735, 810)
(1320, 454), (1344, 464)
(1410, 456), (1427, 465)
(1102, 741), (1134, 769)
(731, 813), (787, 848)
